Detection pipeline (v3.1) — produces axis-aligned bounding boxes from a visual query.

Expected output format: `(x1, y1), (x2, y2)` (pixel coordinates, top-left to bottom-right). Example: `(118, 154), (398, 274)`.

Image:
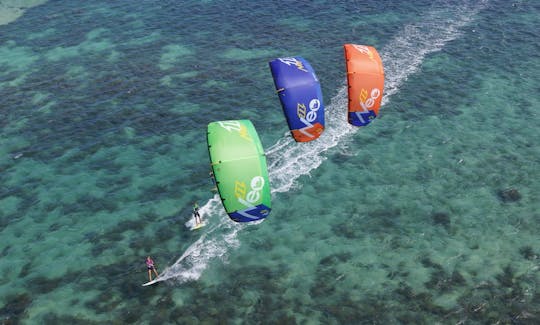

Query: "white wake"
(154, 0), (487, 285)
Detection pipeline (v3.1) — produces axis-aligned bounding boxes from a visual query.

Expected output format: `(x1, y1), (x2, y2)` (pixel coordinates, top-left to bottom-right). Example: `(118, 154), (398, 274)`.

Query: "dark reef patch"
(91, 241), (111, 257)
(310, 253), (352, 299)
(84, 291), (123, 315)
(1, 245), (11, 257)
(26, 276), (63, 295)
(420, 255), (467, 293)
(454, 265), (540, 324)
(18, 262), (33, 278)
(320, 300), (377, 324)
(249, 237), (274, 251)
(519, 246), (537, 260)
(102, 229), (124, 242)
(369, 208), (401, 229)
(153, 223), (176, 243)
(497, 188), (522, 203)
(319, 252), (352, 266)
(496, 264), (516, 288)
(116, 307), (144, 324)
(331, 220), (360, 239)
(0, 293), (32, 324)
(431, 212), (451, 231)
(420, 256), (443, 271)
(425, 269), (466, 293)
(0, 216), (8, 233)
(393, 282), (446, 317)
(115, 219), (146, 233)
(386, 262), (410, 280)
(75, 195), (119, 213)
(48, 222), (62, 232)
(42, 313), (100, 325)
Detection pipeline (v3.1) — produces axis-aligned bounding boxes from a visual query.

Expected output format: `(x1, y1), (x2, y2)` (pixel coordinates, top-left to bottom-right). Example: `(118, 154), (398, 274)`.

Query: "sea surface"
(1, 0), (539, 324)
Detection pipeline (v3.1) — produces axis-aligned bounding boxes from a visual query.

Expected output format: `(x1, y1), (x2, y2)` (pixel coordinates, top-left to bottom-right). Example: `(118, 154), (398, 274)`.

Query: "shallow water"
(1, 0), (539, 323)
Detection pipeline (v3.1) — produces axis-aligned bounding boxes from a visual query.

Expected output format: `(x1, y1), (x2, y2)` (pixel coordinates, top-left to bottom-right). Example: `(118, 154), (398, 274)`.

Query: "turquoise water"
(1, 0), (539, 323)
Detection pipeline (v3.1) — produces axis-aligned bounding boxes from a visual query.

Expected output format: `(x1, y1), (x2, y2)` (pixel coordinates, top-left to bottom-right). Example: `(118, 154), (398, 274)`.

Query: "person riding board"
(193, 202), (202, 226)
(146, 256), (158, 282)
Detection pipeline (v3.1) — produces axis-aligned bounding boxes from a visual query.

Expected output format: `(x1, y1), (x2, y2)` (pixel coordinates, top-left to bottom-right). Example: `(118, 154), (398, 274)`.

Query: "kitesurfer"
(146, 256), (158, 282)
(193, 202), (202, 225)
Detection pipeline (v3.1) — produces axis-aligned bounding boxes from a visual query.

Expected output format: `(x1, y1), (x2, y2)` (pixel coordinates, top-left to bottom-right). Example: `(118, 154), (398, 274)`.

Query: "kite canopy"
(207, 120), (271, 222)
(344, 44), (385, 126)
(269, 57), (325, 142)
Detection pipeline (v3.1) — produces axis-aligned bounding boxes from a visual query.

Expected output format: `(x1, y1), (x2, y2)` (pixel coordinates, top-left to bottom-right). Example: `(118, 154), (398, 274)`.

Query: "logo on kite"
(278, 57), (308, 72)
(352, 44), (377, 62)
(217, 120), (253, 142)
(235, 176), (265, 208)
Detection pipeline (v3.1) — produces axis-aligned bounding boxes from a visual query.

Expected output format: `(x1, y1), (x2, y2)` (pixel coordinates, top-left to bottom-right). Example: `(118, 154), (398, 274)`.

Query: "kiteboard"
(142, 279), (159, 287)
(191, 222), (206, 231)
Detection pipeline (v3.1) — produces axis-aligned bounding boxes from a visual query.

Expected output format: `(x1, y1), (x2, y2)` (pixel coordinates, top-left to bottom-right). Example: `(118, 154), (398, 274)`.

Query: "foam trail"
(268, 0), (487, 192)
(152, 0), (486, 285)
(155, 196), (244, 283)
